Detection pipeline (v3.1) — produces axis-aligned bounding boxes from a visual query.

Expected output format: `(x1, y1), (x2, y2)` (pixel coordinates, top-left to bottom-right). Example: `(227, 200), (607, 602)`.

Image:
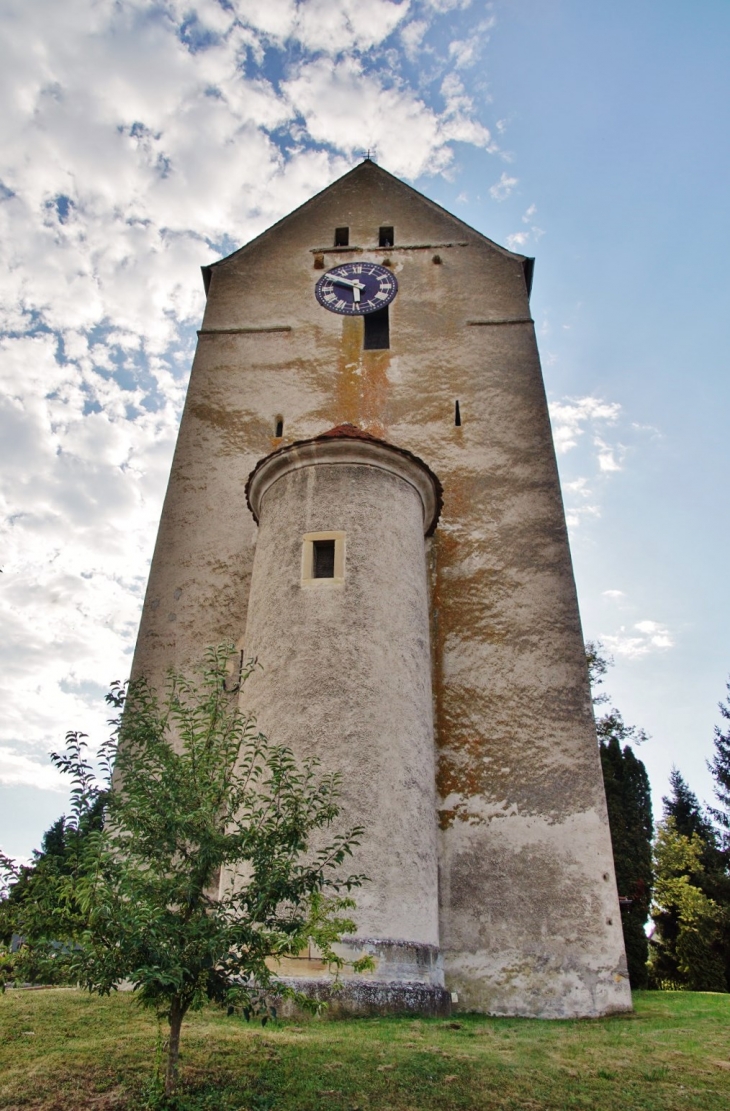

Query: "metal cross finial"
(359, 148), (378, 162)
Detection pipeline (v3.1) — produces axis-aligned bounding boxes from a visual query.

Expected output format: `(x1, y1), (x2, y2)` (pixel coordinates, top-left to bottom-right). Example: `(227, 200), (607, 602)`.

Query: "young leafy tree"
(650, 816), (727, 991)
(649, 769), (730, 990)
(17, 647), (369, 1094)
(586, 642), (653, 988)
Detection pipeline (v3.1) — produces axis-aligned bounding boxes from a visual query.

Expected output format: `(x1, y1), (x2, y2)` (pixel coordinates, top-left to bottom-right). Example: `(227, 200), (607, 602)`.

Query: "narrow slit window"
(364, 306), (389, 350)
(455, 400), (461, 427)
(312, 539), (336, 579)
(334, 226), (349, 247)
(379, 225), (394, 247)
(275, 416), (283, 437)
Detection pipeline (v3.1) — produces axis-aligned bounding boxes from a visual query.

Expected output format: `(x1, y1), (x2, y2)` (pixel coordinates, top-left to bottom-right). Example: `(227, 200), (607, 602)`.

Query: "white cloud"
(550, 397), (630, 530)
(423, 0), (474, 11)
(235, 0), (411, 52)
(562, 477), (601, 528)
(603, 589), (625, 600)
(489, 171), (518, 201)
(0, 747), (66, 792)
(505, 204), (542, 250)
(602, 622), (675, 658)
(401, 18), (428, 59)
(506, 230), (529, 249)
(549, 397), (621, 455)
(448, 15), (495, 68)
(564, 504), (601, 529)
(594, 435), (624, 472)
(284, 58), (491, 179)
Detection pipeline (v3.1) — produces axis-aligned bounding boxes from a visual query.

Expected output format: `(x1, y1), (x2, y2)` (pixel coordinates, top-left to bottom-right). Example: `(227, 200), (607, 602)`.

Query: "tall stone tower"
(131, 159), (631, 1019)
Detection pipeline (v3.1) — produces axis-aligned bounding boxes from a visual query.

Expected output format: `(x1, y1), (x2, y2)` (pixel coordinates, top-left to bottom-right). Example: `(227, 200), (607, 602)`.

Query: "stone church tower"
(131, 159), (631, 1018)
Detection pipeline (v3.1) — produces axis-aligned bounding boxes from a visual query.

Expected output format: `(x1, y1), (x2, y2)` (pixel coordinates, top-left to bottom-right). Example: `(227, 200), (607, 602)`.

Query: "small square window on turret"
(334, 227), (349, 247)
(379, 226), (394, 247)
(301, 531), (346, 585)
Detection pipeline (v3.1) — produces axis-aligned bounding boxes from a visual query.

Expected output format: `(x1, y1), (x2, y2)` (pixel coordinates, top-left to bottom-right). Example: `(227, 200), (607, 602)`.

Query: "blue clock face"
(315, 262), (398, 316)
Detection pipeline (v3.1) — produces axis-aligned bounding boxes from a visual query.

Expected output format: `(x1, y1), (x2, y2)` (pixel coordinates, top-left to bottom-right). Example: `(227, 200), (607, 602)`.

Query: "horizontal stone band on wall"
(309, 242), (470, 254)
(466, 318), (534, 326)
(197, 326), (293, 335)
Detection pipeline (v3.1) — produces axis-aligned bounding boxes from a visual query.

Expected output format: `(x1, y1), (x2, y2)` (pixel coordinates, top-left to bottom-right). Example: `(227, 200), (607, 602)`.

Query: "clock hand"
(332, 276), (365, 290)
(331, 275), (365, 305)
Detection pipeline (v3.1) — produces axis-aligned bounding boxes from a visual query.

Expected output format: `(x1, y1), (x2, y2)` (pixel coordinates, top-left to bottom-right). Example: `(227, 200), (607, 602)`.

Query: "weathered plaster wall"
(130, 160), (631, 1017)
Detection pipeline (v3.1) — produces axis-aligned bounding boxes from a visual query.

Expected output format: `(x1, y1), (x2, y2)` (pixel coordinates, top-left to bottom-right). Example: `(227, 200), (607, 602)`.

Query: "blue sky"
(1, 0), (729, 860)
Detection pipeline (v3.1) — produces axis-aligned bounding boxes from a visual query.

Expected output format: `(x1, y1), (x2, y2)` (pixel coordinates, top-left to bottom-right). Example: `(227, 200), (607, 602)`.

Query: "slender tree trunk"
(165, 998), (185, 1095)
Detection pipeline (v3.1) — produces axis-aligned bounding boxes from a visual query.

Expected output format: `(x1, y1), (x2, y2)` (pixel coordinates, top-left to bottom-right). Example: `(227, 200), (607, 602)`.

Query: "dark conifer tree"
(587, 642), (653, 988)
(705, 679), (730, 984)
(708, 680), (730, 847)
(663, 768), (720, 859)
(599, 730), (653, 987)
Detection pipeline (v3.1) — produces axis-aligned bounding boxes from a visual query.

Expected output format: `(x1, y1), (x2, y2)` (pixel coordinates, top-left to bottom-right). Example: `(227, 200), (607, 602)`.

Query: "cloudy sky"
(2, 0), (729, 860)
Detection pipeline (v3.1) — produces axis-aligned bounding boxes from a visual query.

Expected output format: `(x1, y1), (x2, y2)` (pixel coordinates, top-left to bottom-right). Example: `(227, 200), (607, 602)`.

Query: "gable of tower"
(202, 160), (533, 297)
(198, 159), (534, 358)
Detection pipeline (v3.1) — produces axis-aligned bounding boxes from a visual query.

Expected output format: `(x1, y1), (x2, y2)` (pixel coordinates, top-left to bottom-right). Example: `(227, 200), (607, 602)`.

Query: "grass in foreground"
(1, 989), (729, 1110)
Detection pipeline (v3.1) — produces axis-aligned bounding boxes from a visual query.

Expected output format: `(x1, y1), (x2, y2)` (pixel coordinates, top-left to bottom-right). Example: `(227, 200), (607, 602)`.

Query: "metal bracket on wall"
(222, 650), (245, 694)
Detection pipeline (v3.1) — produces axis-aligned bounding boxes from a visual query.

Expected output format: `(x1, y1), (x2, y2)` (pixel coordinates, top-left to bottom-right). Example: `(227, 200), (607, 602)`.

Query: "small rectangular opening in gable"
(334, 226), (349, 247)
(364, 306), (389, 350)
(379, 226), (394, 247)
(312, 539), (336, 578)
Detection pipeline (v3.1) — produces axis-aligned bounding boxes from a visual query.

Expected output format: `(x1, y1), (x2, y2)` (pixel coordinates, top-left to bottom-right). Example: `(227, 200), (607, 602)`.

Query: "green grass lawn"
(1, 989), (729, 1110)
